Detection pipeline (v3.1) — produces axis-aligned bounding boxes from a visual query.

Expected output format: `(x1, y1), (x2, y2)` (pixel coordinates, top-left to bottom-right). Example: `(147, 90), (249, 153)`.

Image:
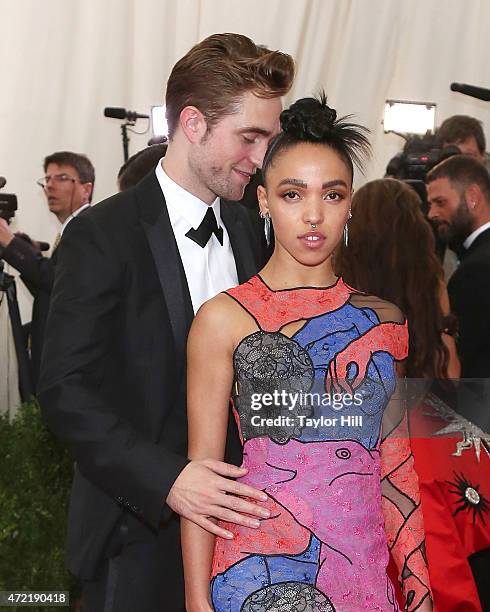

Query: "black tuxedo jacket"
(448, 227), (490, 432)
(38, 172), (263, 580)
(448, 227), (490, 379)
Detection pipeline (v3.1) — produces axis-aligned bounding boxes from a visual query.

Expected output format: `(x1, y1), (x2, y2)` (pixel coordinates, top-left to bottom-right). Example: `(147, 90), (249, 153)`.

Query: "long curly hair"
(336, 178), (449, 378)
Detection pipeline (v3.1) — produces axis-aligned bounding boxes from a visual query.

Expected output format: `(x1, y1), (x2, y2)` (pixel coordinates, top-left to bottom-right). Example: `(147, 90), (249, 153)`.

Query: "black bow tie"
(185, 207), (223, 247)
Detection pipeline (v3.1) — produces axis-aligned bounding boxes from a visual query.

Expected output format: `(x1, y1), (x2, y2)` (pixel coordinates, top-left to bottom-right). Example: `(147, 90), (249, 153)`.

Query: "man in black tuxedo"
(0, 151), (94, 388)
(39, 34), (294, 612)
(427, 155), (490, 430)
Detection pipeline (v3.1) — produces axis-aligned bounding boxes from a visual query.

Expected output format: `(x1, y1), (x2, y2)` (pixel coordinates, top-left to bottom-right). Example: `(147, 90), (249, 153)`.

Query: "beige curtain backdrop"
(1, 0), (489, 413)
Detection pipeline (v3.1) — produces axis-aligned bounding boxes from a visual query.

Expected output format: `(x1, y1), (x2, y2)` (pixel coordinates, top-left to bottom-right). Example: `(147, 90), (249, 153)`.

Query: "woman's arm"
(439, 280), (461, 379)
(381, 377), (433, 612)
(182, 296), (257, 611)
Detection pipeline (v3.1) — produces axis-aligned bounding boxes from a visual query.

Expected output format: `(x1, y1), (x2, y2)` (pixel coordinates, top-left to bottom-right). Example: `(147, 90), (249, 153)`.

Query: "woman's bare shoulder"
(350, 293), (405, 324)
(191, 291), (259, 349)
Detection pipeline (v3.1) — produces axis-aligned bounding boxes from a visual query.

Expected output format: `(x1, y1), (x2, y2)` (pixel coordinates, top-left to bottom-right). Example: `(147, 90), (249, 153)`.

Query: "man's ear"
(257, 185), (270, 217)
(83, 182), (93, 203)
(179, 106), (207, 144)
(465, 184), (482, 211)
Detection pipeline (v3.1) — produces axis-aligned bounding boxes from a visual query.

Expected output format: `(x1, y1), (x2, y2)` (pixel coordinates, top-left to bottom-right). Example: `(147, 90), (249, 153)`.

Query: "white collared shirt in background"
(60, 202), (91, 236)
(49, 203), (91, 254)
(155, 160), (238, 313)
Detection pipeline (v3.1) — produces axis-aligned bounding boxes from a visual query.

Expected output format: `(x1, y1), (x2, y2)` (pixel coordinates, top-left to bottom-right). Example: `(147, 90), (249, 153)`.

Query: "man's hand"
(15, 232), (42, 252)
(166, 459), (271, 538)
(0, 218), (14, 248)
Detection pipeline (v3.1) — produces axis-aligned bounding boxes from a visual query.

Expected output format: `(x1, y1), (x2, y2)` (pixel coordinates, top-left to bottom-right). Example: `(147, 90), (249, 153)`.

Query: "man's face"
(188, 91), (282, 202)
(42, 163), (92, 222)
(427, 177), (474, 244)
(444, 136), (485, 163)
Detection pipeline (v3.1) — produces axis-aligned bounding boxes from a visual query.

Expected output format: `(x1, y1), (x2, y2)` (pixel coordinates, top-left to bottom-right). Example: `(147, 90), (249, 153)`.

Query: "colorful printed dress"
(210, 275), (431, 612)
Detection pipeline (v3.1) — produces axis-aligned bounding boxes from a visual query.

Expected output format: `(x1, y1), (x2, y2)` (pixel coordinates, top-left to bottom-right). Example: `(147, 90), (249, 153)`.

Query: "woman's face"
(259, 142), (352, 269)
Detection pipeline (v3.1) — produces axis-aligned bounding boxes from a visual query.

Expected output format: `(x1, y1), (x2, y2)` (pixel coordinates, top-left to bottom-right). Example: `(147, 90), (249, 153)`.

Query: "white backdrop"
(1, 0), (489, 411)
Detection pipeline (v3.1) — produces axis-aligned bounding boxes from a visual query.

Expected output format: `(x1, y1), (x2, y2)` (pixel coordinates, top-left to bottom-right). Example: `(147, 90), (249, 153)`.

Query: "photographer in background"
(0, 151), (95, 388)
(436, 115), (490, 171)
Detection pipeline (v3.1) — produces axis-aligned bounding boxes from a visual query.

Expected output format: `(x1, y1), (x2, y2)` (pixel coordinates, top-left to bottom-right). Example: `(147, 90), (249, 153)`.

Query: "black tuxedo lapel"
(463, 227), (490, 259)
(220, 200), (257, 283)
(136, 173), (193, 373)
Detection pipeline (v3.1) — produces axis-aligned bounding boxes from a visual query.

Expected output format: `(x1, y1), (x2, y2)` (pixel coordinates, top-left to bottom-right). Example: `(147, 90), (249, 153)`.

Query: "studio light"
(151, 106), (169, 139)
(383, 100), (436, 135)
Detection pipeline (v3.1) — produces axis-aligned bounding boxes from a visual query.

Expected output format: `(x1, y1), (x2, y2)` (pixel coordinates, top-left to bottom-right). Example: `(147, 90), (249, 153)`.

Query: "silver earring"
(344, 210), (352, 246)
(261, 212), (271, 247)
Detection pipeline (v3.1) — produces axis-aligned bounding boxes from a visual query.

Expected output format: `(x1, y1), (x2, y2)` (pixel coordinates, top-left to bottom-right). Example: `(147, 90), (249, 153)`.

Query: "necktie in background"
(51, 232), (61, 254)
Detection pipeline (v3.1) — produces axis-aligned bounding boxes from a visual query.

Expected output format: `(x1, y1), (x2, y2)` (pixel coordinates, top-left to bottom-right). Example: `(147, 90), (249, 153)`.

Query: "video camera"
(0, 177), (18, 224)
(0, 179), (49, 252)
(386, 134), (461, 181)
(0, 176), (34, 401)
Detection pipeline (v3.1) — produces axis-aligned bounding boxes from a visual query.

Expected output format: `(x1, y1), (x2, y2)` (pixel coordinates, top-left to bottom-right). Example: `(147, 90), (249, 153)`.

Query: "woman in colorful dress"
(182, 95), (432, 612)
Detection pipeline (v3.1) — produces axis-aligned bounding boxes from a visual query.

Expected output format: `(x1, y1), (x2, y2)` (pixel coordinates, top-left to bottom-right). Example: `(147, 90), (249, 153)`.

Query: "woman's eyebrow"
(277, 178), (307, 187)
(277, 178), (348, 188)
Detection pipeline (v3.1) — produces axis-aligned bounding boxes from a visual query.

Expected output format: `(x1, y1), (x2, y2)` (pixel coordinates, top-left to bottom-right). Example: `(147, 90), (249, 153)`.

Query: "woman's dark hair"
(336, 178), (449, 378)
(262, 93), (371, 183)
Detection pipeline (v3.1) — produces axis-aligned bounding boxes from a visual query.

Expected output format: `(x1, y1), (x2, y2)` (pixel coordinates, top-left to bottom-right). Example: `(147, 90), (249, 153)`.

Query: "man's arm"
(449, 264), (490, 373)
(38, 214), (189, 529)
(0, 219), (53, 294)
(39, 213), (269, 533)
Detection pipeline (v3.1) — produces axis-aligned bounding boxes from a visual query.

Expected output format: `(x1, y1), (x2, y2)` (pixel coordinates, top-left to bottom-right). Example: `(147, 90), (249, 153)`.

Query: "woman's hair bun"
(261, 91), (371, 178)
(280, 95), (337, 141)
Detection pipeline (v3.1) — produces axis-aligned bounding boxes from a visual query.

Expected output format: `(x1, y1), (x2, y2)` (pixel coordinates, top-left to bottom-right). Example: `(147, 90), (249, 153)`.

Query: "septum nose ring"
(311, 223), (317, 229)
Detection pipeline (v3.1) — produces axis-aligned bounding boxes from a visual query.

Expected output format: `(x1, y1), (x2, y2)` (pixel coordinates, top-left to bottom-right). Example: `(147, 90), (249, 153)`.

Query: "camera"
(0, 181), (49, 252)
(0, 188), (18, 224)
(0, 177), (34, 401)
(386, 133), (460, 182)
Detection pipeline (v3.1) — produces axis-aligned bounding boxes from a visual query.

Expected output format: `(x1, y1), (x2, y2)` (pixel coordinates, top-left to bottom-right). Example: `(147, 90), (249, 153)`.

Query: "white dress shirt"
(155, 160), (238, 313)
(463, 221), (490, 250)
(60, 202), (91, 236)
(49, 203), (91, 254)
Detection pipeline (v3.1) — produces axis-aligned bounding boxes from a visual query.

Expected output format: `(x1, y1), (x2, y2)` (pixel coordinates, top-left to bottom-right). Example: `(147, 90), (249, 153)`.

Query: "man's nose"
(250, 140), (269, 170)
(427, 205), (436, 220)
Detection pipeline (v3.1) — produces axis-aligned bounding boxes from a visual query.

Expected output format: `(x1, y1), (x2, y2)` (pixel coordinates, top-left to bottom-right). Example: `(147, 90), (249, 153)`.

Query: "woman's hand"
(412, 598), (433, 612)
(185, 598), (214, 612)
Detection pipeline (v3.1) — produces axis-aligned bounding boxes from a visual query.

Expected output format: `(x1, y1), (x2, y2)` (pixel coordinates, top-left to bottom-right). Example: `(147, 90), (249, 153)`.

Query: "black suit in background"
(448, 227), (490, 431)
(2, 208), (91, 389)
(2, 236), (56, 388)
(38, 172), (263, 611)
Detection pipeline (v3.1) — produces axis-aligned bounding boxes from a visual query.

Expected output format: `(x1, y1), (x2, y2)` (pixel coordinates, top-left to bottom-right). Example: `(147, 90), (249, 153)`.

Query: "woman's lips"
(298, 231), (326, 248)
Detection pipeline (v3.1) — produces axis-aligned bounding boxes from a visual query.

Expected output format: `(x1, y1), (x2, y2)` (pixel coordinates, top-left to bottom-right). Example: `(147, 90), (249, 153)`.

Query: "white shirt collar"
(155, 159), (221, 228)
(463, 221), (490, 250)
(60, 202), (91, 235)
